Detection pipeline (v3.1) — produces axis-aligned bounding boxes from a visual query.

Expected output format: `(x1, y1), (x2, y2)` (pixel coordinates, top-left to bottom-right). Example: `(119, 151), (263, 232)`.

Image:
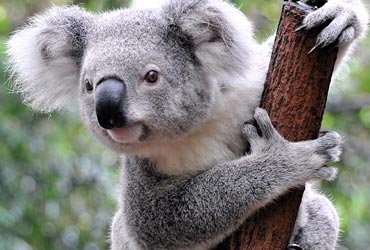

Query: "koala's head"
(7, 0), (256, 154)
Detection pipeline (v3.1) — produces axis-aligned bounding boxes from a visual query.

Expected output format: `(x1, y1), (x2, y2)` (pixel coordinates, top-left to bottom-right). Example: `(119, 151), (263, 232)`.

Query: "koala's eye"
(85, 79), (93, 92)
(144, 70), (159, 84)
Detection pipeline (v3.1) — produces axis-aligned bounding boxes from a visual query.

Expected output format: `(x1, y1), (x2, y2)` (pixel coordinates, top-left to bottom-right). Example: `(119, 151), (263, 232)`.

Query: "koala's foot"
(298, 0), (368, 52)
(289, 185), (339, 250)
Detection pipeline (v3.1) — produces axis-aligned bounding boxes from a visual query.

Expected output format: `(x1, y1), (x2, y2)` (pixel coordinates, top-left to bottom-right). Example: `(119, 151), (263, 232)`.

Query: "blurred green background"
(0, 0), (369, 249)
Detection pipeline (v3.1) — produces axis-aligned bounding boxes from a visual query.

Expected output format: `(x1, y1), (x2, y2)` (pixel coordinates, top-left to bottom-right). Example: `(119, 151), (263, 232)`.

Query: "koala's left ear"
(7, 6), (93, 112)
(162, 0), (256, 76)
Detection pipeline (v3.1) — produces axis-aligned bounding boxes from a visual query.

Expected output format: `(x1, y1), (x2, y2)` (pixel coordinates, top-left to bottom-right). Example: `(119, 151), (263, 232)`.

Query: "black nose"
(95, 78), (127, 129)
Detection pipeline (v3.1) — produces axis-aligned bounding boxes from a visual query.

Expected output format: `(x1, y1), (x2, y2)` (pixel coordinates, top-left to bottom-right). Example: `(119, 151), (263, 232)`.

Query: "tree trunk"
(214, 1), (338, 249)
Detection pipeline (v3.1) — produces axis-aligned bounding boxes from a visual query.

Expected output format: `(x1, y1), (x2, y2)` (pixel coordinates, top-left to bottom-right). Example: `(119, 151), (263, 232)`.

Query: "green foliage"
(0, 1), (125, 249)
(1, 1), (369, 249)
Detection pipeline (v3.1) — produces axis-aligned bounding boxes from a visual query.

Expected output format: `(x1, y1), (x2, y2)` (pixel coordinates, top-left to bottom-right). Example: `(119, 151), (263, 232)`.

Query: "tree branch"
(215, 1), (338, 249)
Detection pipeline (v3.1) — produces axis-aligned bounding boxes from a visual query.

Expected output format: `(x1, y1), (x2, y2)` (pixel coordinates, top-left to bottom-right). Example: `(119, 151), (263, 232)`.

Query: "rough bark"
(214, 1), (338, 249)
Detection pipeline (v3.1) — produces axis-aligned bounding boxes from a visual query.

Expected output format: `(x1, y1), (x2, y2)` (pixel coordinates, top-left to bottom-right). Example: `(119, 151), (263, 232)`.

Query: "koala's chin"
(107, 124), (145, 144)
(97, 128), (143, 155)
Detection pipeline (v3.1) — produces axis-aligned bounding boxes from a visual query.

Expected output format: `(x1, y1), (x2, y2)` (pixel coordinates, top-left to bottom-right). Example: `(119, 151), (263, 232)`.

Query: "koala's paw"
(299, 130), (343, 181)
(243, 108), (342, 182)
(298, 0), (368, 51)
(243, 108), (286, 154)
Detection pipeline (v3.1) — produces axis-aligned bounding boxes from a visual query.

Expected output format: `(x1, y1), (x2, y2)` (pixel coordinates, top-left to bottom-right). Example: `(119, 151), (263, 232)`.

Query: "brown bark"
(214, 1), (338, 250)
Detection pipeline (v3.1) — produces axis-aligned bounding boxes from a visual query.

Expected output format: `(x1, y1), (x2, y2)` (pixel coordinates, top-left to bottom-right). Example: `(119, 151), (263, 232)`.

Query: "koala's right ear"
(7, 6), (92, 112)
(161, 0), (256, 79)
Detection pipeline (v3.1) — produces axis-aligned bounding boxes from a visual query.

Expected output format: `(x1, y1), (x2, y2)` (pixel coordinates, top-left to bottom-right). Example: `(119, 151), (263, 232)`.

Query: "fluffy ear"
(7, 6), (93, 112)
(162, 0), (257, 77)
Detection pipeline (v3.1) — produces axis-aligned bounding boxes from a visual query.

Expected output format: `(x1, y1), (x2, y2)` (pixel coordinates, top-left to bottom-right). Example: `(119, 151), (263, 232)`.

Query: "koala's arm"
(122, 109), (342, 250)
(261, 0), (369, 72)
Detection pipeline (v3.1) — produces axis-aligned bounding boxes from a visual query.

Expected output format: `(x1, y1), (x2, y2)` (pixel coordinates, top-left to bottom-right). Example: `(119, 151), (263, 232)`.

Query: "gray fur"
(6, 0), (369, 249)
(7, 6), (93, 112)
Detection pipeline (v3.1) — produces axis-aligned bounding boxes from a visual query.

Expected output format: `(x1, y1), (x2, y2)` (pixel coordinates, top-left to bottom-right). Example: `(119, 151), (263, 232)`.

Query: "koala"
(6, 0), (369, 249)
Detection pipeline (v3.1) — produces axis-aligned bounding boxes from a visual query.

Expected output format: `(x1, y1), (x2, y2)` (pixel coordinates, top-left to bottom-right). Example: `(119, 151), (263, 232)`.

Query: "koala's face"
(7, 1), (254, 154)
(79, 10), (213, 152)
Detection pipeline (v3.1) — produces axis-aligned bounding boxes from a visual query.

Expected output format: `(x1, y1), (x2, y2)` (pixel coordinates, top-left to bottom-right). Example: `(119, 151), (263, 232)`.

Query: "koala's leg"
(289, 183), (339, 250)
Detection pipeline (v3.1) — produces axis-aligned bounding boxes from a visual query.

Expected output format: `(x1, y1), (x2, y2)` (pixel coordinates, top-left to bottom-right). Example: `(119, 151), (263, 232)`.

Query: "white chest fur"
(144, 80), (263, 176)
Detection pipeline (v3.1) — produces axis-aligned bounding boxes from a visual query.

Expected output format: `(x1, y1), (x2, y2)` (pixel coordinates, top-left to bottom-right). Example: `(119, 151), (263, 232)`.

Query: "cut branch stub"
(214, 2), (338, 250)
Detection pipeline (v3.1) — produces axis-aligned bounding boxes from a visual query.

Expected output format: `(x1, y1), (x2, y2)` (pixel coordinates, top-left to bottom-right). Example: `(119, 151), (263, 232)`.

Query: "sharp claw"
(308, 43), (321, 54)
(307, 44), (319, 55)
(287, 243), (304, 250)
(295, 24), (307, 32)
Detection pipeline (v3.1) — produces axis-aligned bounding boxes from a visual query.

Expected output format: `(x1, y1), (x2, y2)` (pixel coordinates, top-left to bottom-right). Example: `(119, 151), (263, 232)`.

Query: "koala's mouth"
(107, 123), (144, 144)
